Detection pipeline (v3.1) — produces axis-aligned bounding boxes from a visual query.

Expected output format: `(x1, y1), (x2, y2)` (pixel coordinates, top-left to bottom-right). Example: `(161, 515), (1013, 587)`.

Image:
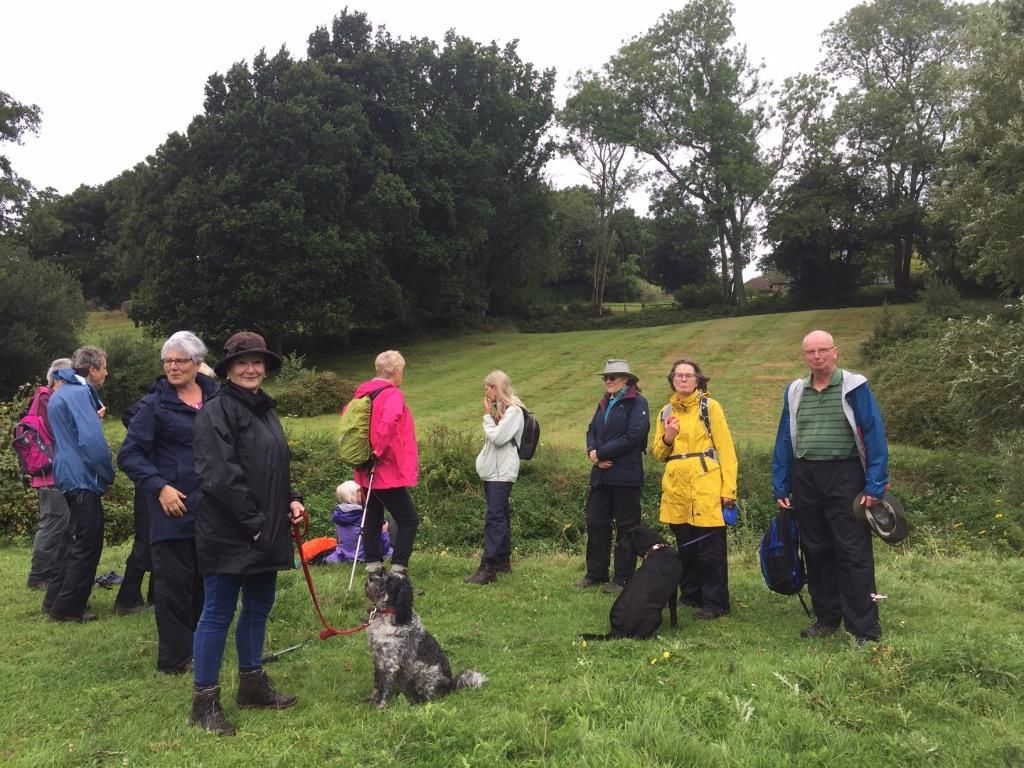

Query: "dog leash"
(291, 515), (372, 640)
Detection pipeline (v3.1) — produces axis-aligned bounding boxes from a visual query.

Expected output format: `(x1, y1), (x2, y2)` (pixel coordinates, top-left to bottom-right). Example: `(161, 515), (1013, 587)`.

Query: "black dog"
(579, 525), (682, 640)
(364, 572), (486, 708)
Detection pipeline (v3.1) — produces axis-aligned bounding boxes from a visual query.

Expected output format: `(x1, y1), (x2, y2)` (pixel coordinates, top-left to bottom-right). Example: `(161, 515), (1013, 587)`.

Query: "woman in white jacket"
(466, 370), (526, 584)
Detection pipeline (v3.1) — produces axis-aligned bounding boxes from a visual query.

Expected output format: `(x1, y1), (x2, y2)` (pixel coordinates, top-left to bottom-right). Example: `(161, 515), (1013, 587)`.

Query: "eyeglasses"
(162, 358), (194, 367)
(673, 372), (697, 380)
(802, 347), (836, 356)
(602, 375), (624, 382)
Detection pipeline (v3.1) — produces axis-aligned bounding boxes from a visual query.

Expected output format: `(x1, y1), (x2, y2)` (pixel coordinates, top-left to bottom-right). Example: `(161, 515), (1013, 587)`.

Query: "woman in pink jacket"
(352, 350), (419, 576)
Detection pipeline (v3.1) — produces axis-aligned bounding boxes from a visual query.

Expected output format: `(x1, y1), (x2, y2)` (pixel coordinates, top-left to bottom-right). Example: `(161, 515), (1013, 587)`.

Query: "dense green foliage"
(0, 241), (87, 398)
(0, 90), (40, 233)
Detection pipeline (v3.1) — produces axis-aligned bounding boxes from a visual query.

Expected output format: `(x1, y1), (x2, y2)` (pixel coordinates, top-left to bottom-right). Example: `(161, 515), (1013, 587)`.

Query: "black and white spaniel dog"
(579, 525), (683, 640)
(364, 572), (486, 708)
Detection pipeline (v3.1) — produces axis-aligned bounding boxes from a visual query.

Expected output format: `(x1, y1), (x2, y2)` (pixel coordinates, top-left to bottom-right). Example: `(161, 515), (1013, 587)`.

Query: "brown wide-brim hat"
(853, 490), (909, 545)
(213, 331), (282, 378)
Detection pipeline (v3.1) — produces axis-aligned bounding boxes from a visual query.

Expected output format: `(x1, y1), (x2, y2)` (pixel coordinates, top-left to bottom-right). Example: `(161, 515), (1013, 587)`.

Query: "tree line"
(2, 0), (1023, 393)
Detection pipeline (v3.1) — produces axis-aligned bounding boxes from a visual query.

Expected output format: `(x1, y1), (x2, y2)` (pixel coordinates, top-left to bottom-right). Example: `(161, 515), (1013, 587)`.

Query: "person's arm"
(63, 391), (114, 485)
(851, 383), (889, 498)
(483, 405), (524, 447)
(709, 399), (738, 501)
(651, 404), (674, 462)
(771, 385), (794, 504)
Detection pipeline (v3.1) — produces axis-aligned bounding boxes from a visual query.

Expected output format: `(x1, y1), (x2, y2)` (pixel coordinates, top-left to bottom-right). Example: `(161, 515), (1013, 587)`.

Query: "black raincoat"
(192, 382), (301, 575)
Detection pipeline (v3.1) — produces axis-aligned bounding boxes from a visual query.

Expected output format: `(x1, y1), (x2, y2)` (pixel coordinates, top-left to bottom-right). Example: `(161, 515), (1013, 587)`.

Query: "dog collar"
(644, 543), (671, 559)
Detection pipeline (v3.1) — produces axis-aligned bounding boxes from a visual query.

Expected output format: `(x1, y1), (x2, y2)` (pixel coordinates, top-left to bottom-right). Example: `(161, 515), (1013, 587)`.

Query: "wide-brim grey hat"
(853, 490), (908, 545)
(597, 359), (638, 380)
(214, 331), (282, 378)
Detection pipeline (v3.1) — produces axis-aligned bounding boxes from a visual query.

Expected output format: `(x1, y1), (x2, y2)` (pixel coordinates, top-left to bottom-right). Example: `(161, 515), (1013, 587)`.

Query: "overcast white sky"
(3, 0), (862, 209)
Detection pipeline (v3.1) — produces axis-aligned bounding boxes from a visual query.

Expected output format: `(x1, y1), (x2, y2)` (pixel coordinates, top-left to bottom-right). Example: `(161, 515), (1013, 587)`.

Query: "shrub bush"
(99, 332), (162, 417)
(673, 283), (725, 310)
(274, 371), (355, 417)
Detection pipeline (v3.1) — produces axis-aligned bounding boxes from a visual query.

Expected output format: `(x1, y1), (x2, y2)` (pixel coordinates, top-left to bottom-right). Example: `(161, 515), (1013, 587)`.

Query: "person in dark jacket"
(43, 346), (114, 622)
(579, 359), (651, 593)
(117, 331), (217, 673)
(112, 399), (155, 617)
(188, 332), (305, 736)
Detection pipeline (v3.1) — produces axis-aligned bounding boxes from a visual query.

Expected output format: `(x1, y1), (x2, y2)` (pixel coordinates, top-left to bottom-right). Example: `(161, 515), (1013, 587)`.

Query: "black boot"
(189, 685), (236, 736)
(494, 558), (512, 574)
(237, 669), (298, 709)
(465, 560), (497, 585)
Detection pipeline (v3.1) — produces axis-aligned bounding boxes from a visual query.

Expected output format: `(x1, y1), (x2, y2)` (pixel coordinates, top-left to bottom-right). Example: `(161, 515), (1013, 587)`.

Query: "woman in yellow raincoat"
(652, 358), (738, 619)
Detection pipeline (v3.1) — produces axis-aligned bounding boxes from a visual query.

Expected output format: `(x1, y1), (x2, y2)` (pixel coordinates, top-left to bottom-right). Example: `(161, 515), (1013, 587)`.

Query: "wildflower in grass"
(994, 513), (1004, 520)
(662, 651), (671, 660)
(650, 657), (657, 665)
(979, 529), (987, 534)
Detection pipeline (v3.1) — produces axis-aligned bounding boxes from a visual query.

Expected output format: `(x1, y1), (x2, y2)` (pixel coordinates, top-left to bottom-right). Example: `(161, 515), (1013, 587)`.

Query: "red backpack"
(11, 386), (55, 480)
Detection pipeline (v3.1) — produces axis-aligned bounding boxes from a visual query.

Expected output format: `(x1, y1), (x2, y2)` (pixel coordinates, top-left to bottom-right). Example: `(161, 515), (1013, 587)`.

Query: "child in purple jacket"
(326, 481), (392, 563)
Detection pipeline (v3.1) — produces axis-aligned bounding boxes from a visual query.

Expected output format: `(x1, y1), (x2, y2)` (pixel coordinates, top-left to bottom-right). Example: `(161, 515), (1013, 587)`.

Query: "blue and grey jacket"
(48, 369), (114, 494)
(771, 369), (889, 499)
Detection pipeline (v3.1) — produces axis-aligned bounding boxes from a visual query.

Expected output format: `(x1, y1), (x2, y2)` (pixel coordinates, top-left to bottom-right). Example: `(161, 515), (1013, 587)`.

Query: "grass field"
(292, 306), (899, 450)
(1, 539), (1021, 767)
(6, 303), (1020, 766)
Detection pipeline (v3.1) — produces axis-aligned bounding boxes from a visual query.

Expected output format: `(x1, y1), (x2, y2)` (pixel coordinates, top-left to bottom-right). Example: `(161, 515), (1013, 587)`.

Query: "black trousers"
(669, 523), (730, 614)
(44, 490), (105, 617)
(115, 489), (153, 608)
(791, 457), (880, 640)
(584, 485), (642, 585)
(363, 488), (419, 567)
(151, 537), (203, 671)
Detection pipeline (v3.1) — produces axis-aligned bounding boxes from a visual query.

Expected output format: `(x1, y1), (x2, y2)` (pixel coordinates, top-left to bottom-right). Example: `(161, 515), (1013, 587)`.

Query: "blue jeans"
(193, 571), (277, 687)
(482, 481), (513, 562)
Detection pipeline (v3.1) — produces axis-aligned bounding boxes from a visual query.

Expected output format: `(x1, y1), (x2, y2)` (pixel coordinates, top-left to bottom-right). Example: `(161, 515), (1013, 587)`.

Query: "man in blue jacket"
(771, 330), (889, 645)
(43, 346), (115, 622)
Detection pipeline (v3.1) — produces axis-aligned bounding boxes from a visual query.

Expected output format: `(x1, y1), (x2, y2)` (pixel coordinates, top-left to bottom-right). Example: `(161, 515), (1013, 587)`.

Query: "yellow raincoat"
(652, 390), (738, 526)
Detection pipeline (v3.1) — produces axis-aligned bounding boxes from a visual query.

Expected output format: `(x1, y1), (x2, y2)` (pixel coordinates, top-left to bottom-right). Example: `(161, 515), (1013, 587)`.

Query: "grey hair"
(375, 350), (406, 378)
(71, 346), (106, 375)
(46, 357), (73, 387)
(161, 331), (208, 364)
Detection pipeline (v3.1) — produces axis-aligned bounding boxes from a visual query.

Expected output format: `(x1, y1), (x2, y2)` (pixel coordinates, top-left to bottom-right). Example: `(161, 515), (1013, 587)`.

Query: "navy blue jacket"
(586, 385), (651, 487)
(117, 374), (219, 543)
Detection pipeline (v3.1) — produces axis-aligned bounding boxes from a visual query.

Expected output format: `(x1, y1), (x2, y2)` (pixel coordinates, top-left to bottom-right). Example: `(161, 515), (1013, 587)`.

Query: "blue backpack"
(759, 509), (811, 615)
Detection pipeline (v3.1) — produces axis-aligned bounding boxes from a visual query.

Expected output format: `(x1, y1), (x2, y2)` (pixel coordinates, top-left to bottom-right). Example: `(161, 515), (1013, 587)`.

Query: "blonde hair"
(375, 350), (406, 378)
(336, 480), (361, 505)
(485, 370), (524, 422)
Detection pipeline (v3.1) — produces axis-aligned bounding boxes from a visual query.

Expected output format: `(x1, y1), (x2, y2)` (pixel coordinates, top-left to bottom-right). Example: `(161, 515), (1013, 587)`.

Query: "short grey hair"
(71, 346), (106, 375)
(375, 350), (406, 378)
(46, 357), (73, 387)
(161, 331), (208, 364)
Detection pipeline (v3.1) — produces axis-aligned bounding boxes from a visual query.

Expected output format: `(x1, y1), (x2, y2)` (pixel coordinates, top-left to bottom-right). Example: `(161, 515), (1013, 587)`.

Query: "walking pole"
(348, 464), (376, 592)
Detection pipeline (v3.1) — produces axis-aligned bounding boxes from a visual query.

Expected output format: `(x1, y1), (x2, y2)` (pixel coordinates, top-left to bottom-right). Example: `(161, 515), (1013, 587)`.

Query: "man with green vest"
(771, 330), (889, 645)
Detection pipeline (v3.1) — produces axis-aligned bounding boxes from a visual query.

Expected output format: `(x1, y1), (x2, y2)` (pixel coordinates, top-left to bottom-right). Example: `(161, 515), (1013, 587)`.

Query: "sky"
(3, 0), (863, 210)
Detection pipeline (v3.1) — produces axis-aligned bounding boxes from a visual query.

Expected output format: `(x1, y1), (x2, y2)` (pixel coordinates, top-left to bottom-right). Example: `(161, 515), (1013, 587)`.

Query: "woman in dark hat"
(187, 331), (305, 736)
(579, 359), (651, 593)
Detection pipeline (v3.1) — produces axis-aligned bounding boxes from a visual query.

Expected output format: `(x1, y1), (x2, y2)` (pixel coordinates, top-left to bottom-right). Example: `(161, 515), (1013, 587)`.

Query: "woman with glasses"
(652, 358), (738, 619)
(579, 359), (651, 592)
(118, 331), (218, 672)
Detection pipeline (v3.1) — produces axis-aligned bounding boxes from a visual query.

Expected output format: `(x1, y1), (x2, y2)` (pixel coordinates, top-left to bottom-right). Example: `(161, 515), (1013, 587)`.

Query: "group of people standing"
(574, 330), (890, 648)
(23, 325), (888, 736)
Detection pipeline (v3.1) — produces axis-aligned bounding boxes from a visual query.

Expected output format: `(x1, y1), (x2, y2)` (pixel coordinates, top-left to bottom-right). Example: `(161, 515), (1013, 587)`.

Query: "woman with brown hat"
(579, 359), (651, 593)
(188, 331), (305, 736)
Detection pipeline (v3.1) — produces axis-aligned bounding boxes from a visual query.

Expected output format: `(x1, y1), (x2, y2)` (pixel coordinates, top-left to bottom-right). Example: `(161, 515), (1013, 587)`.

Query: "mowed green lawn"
(299, 306), (896, 449)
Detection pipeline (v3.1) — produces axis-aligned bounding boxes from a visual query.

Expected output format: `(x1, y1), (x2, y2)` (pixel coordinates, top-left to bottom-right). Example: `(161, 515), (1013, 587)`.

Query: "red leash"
(291, 515), (370, 640)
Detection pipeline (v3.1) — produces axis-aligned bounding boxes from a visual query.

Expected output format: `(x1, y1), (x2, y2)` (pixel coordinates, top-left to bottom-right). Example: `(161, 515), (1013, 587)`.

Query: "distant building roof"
(745, 272), (790, 291)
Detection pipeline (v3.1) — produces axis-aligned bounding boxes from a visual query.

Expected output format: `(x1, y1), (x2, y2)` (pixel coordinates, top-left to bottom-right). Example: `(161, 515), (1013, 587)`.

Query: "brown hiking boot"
(464, 562), (497, 585)
(189, 685), (236, 736)
(237, 669), (297, 709)
(800, 622), (839, 639)
(493, 559), (512, 574)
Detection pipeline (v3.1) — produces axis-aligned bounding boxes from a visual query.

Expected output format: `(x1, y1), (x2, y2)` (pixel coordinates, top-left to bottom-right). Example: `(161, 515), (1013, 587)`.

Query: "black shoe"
(601, 582), (624, 595)
(494, 560), (512, 574)
(114, 602), (148, 617)
(575, 577), (603, 589)
(800, 622), (839, 639)
(48, 610), (98, 623)
(693, 608), (728, 620)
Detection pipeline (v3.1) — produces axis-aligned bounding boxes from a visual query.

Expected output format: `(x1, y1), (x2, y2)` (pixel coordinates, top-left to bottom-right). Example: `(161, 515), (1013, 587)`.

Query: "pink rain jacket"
(352, 379), (419, 490)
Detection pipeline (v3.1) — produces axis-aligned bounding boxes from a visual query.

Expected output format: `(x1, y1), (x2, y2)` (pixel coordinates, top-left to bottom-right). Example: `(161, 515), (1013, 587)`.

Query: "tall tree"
(560, 73), (642, 315)
(606, 0), (797, 309)
(931, 0), (1024, 293)
(822, 0), (967, 296)
(0, 91), (42, 233)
